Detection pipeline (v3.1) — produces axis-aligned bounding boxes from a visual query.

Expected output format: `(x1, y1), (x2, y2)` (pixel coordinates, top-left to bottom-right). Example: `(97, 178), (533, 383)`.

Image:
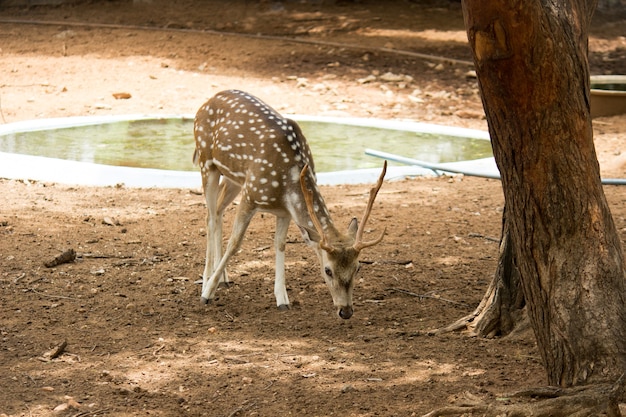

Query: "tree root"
(430, 218), (526, 339)
(428, 275), (498, 336)
(423, 376), (625, 417)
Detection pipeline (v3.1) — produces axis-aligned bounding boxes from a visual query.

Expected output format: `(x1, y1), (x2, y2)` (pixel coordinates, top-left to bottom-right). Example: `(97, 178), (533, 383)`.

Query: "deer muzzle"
(338, 305), (353, 320)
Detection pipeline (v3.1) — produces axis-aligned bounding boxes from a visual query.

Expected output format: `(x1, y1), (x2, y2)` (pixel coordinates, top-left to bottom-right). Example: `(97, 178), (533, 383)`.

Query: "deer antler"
(300, 165), (335, 253)
(354, 160), (387, 252)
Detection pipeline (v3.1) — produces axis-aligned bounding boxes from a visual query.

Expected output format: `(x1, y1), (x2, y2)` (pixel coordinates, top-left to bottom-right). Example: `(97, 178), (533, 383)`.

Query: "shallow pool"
(0, 116), (492, 173)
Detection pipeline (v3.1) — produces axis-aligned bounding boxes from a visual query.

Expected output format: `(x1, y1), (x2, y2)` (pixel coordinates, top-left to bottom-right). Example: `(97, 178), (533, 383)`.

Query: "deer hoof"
(277, 304), (290, 311)
(200, 297), (211, 305)
(218, 281), (232, 289)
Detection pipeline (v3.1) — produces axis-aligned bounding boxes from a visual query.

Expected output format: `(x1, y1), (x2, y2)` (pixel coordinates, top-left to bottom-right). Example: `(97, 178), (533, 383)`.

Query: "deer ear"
(348, 217), (358, 238)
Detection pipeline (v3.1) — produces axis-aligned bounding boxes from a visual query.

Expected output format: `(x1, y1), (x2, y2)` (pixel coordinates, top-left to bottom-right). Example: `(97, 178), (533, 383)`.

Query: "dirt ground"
(1, 1), (625, 416)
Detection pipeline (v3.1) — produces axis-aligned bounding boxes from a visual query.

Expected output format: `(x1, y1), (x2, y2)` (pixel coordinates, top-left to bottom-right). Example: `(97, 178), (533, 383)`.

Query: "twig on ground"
(78, 253), (133, 259)
(468, 232), (500, 242)
(361, 259), (413, 265)
(48, 340), (68, 359)
(72, 408), (111, 417)
(44, 248), (76, 267)
(0, 83), (54, 88)
(27, 288), (81, 301)
(387, 287), (470, 307)
(227, 401), (256, 417)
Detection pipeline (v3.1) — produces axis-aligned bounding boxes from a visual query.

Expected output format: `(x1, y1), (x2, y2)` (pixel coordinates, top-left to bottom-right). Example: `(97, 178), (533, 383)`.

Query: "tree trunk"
(462, 0), (626, 387)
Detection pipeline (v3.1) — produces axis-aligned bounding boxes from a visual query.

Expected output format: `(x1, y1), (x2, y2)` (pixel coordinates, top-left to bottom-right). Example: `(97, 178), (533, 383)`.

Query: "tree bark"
(462, 0), (626, 387)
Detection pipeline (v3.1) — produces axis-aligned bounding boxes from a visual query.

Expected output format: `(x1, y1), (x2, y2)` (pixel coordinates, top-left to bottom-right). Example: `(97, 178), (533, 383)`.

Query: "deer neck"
(284, 177), (341, 243)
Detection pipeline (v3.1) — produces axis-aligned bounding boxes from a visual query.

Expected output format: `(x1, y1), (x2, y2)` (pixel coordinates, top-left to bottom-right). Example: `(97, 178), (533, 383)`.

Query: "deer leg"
(274, 216), (291, 310)
(214, 178), (242, 287)
(201, 198), (256, 304)
(202, 168), (221, 297)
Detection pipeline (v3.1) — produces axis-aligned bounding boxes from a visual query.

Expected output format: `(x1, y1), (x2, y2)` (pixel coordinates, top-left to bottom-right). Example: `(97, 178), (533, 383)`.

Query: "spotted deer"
(193, 90), (386, 319)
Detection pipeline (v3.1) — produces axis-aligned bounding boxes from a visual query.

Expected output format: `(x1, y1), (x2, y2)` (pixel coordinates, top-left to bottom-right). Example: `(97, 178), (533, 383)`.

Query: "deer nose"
(338, 306), (353, 320)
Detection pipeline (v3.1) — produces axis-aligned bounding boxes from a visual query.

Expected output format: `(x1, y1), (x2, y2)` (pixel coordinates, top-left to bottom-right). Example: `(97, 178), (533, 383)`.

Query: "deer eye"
(324, 266), (333, 278)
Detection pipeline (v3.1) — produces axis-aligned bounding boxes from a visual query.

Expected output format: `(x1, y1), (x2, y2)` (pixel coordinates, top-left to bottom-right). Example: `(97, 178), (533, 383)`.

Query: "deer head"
(299, 161), (387, 319)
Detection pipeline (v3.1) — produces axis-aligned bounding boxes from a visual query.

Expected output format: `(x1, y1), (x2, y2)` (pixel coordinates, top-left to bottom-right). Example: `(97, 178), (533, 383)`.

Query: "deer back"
(194, 90), (321, 213)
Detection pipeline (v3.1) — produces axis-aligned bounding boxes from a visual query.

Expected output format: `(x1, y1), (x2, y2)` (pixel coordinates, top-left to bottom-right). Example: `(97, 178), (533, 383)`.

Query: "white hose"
(365, 148), (626, 185)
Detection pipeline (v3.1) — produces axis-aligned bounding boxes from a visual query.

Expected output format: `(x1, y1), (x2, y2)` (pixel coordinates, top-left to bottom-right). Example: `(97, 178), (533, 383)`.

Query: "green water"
(298, 121), (492, 172)
(591, 83), (626, 92)
(0, 118), (493, 172)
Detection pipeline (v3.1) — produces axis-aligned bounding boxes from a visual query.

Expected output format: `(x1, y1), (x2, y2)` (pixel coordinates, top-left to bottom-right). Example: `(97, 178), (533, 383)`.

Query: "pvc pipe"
(365, 148), (626, 186)
(365, 148), (501, 179)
